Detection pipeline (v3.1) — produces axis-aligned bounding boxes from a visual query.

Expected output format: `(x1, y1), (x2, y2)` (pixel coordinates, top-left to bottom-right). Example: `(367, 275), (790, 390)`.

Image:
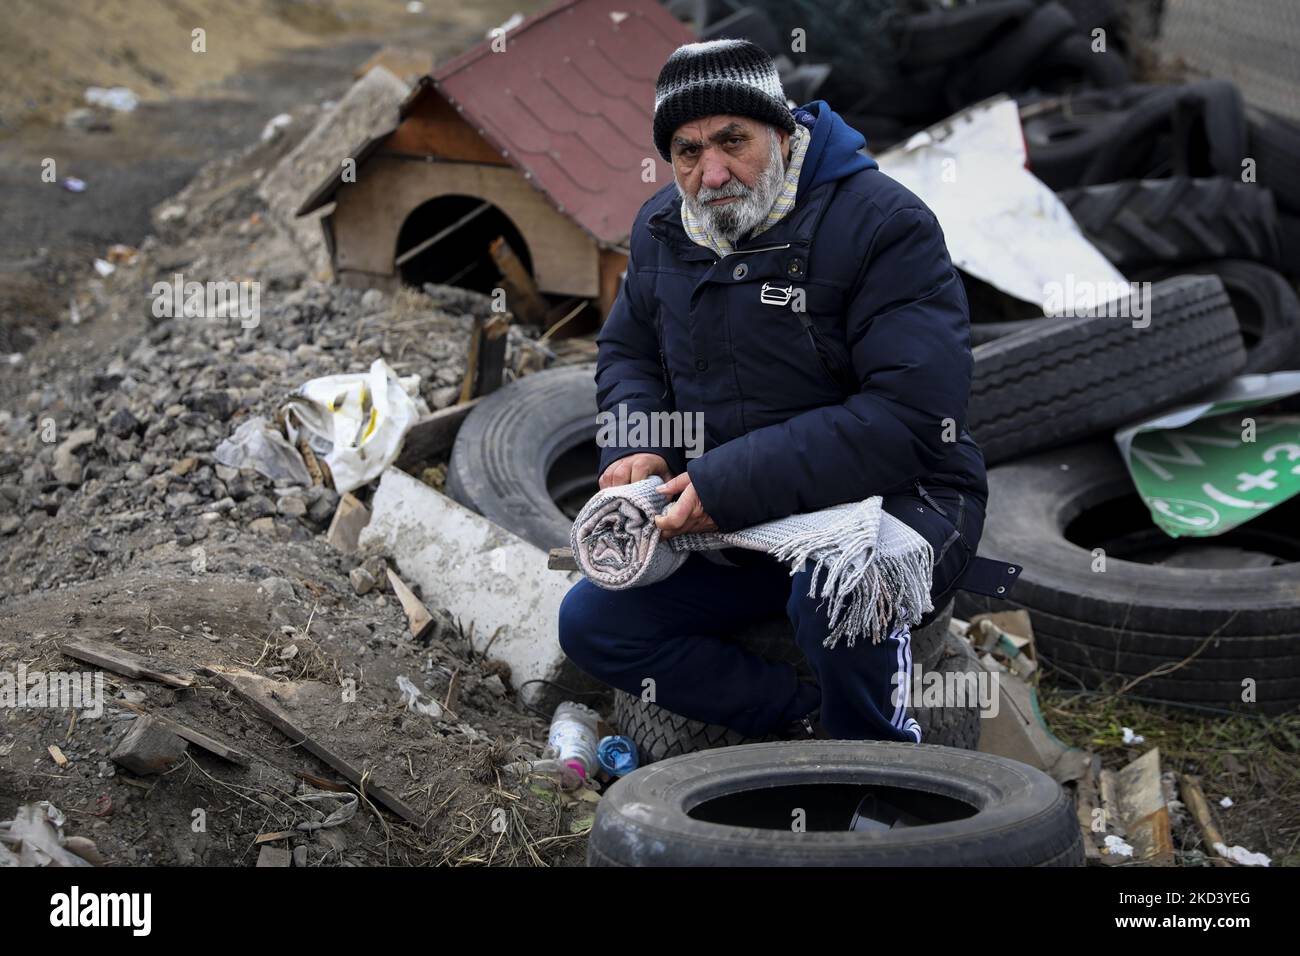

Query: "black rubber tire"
(1023, 85), (1159, 190)
(969, 275), (1246, 466)
(899, 0), (1035, 69)
(1279, 214), (1300, 279)
(587, 740), (1084, 866)
(1248, 108), (1300, 215)
(612, 602), (971, 762)
(951, 1), (1077, 106)
(1059, 178), (1281, 268)
(1132, 261), (1300, 373)
(970, 316), (1068, 346)
(1026, 32), (1129, 92)
(908, 630), (984, 752)
(955, 442), (1300, 714)
(445, 363), (597, 551)
(1055, 0), (1120, 31)
(1078, 80), (1248, 185)
(701, 6), (783, 56)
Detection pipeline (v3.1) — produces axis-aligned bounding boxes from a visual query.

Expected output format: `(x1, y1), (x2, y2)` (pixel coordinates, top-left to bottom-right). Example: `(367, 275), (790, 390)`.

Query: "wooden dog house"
(296, 0), (692, 320)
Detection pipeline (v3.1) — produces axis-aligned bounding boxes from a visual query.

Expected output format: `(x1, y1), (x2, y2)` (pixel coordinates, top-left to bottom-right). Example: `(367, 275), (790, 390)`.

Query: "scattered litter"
(597, 735), (638, 777)
(292, 789), (359, 832)
(396, 675), (443, 719)
(1103, 835), (1134, 858)
(970, 611), (1036, 678)
(92, 258), (115, 277)
(85, 86), (139, 112)
(214, 416), (312, 486)
(61, 177), (86, 193)
(1122, 727), (1145, 745)
(105, 243), (138, 265)
(1219, 796), (1234, 808)
(47, 745), (69, 768)
(4, 353), (22, 366)
(406, 1), (424, 13)
(281, 359), (427, 494)
(545, 701), (601, 790)
(1213, 842), (1271, 867)
(0, 802), (95, 867)
(260, 112), (293, 142)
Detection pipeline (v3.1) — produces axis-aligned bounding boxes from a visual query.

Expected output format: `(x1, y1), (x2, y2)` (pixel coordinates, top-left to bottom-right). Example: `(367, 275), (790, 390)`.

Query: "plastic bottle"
(545, 701), (601, 788)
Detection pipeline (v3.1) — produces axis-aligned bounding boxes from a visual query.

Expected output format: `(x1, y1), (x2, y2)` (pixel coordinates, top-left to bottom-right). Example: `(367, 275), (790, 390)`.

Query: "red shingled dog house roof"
(299, 0), (692, 314)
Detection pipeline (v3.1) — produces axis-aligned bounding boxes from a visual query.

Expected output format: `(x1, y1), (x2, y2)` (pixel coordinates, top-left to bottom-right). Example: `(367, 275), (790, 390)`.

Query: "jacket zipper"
(717, 241), (793, 259)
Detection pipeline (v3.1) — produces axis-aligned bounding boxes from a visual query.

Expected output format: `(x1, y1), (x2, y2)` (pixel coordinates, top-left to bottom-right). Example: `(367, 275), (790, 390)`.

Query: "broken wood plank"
(61, 638), (195, 688)
(393, 398), (480, 473)
(458, 314), (509, 402)
(548, 546), (578, 571)
(48, 744), (69, 768)
(255, 830), (295, 845)
(326, 492), (370, 553)
(1113, 748), (1174, 866)
(476, 313), (509, 397)
(386, 568), (435, 642)
(199, 665), (422, 827)
(489, 236), (548, 325)
(1179, 773), (1229, 863)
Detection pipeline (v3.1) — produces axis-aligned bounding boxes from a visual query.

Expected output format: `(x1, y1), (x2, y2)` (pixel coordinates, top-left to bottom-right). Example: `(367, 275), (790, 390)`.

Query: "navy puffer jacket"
(595, 101), (988, 532)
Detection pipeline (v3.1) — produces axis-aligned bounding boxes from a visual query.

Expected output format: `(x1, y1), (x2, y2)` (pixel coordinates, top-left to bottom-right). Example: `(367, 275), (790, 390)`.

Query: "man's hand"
(598, 453), (673, 490)
(654, 472), (718, 539)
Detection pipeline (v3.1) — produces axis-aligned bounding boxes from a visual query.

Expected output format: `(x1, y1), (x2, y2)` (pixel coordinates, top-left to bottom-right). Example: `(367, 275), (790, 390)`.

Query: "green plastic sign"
(1114, 372), (1300, 538)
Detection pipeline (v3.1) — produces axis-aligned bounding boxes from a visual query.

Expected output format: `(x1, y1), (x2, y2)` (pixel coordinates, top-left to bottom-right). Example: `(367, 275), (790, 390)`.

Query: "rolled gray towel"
(570, 477), (935, 648)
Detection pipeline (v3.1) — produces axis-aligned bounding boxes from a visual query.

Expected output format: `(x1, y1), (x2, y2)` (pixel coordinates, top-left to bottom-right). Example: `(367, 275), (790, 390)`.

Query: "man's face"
(671, 114), (789, 243)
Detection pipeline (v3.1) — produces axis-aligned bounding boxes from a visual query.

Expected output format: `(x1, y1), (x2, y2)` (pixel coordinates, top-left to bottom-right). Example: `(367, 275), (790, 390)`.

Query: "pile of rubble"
(0, 88), (592, 868)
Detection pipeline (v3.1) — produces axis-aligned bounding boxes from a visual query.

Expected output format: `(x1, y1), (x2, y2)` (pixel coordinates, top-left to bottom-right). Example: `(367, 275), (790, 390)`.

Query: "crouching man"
(559, 39), (988, 742)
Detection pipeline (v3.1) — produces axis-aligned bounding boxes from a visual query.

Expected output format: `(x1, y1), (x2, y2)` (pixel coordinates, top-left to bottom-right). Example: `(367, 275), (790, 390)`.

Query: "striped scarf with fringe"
(570, 478), (935, 649)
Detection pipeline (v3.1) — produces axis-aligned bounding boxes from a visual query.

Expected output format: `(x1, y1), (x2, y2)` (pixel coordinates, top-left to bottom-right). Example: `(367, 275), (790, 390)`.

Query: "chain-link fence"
(1157, 0), (1300, 122)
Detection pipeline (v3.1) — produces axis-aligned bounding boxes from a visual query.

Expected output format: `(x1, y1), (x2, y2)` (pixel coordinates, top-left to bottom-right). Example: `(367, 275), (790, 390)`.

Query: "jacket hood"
(794, 100), (877, 195)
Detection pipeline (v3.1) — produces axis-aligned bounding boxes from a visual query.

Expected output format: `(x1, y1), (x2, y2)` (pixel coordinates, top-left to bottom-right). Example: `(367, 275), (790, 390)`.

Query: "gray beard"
(677, 129), (785, 244)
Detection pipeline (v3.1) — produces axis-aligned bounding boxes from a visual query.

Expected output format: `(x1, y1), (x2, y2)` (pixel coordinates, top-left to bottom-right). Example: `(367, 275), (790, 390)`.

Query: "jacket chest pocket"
(790, 283), (857, 397)
(724, 279), (856, 405)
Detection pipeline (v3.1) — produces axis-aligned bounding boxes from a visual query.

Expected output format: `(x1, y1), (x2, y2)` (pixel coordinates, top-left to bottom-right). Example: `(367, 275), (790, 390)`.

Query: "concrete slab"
(359, 468), (596, 711)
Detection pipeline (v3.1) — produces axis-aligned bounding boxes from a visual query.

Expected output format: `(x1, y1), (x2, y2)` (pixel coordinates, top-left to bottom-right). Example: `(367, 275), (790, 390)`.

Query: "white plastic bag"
(282, 359), (427, 494)
(214, 416), (312, 486)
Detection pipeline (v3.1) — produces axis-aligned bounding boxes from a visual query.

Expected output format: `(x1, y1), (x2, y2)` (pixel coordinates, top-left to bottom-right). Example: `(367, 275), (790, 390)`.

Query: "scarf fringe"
(765, 500), (934, 648)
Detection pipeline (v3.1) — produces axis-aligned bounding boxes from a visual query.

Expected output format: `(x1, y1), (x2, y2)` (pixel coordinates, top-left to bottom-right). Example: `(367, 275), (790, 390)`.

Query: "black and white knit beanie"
(652, 38), (795, 161)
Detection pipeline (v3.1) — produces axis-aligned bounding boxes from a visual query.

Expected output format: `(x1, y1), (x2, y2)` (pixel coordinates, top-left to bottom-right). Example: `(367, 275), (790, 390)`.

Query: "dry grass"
(1040, 677), (1300, 866)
